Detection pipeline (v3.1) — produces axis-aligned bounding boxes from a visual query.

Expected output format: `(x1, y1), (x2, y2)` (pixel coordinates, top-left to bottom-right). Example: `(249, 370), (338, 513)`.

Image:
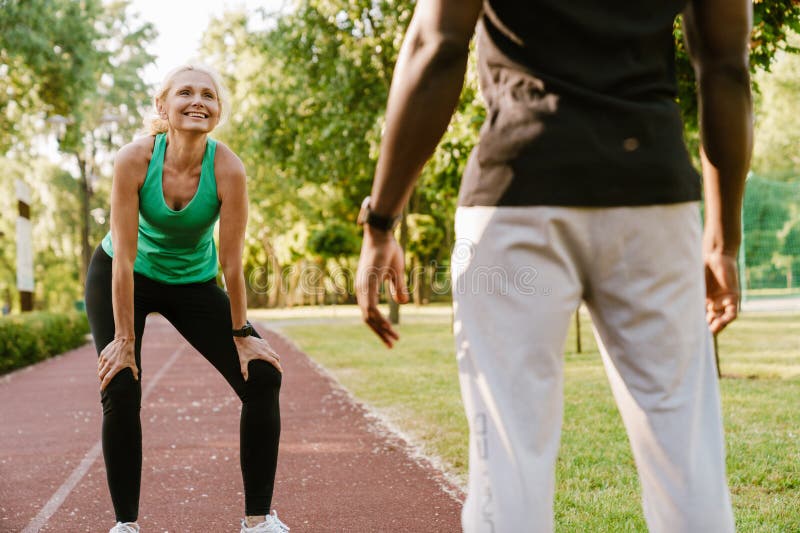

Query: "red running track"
(0, 315), (463, 532)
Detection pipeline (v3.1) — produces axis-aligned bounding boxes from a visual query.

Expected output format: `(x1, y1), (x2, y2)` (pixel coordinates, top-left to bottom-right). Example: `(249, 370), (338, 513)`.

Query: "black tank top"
(459, 0), (701, 207)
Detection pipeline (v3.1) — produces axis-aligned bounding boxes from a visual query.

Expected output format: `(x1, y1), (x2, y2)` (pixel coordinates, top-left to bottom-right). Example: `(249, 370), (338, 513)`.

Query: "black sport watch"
(232, 321), (255, 337)
(357, 196), (401, 232)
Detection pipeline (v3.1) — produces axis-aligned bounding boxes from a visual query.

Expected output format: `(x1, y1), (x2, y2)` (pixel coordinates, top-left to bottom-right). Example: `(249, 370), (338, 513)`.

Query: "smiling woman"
(83, 62), (289, 533)
(146, 63), (230, 136)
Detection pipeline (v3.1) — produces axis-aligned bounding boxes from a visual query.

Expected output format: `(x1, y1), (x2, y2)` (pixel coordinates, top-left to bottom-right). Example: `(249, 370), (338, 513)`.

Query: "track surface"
(0, 315), (463, 532)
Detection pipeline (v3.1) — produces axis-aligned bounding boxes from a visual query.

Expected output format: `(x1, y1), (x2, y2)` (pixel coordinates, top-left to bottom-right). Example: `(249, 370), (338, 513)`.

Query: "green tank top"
(101, 133), (221, 284)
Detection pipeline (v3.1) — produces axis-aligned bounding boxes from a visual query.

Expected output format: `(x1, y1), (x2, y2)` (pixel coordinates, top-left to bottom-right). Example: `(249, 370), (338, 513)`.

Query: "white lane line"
(22, 344), (186, 533)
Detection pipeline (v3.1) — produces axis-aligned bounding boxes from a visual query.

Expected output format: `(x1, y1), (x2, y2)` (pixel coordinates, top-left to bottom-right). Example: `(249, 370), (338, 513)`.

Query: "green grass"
(277, 308), (800, 532)
(716, 314), (800, 378)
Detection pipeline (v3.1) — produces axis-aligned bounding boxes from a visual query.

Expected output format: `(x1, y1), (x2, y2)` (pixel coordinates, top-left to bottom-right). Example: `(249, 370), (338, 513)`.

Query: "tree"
(0, 0), (155, 311)
(197, 1), (800, 309)
(0, 0), (101, 153)
(781, 220), (800, 287)
(751, 33), (800, 179)
(200, 3), (415, 307)
(52, 0), (156, 286)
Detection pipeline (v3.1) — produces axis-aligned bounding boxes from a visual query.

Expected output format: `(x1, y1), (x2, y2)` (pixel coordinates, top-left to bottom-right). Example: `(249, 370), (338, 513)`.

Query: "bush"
(0, 312), (90, 374)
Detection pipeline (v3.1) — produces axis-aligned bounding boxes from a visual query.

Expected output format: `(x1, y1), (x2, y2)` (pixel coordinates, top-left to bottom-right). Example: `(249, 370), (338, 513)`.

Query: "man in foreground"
(355, 1), (752, 531)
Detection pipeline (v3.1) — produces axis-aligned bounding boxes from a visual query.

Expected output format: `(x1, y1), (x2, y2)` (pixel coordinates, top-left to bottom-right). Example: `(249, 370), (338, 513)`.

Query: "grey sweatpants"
(452, 203), (734, 533)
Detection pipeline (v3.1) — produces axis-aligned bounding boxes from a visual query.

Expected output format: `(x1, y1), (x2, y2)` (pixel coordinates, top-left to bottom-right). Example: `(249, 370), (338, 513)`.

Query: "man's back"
(460, 0), (700, 207)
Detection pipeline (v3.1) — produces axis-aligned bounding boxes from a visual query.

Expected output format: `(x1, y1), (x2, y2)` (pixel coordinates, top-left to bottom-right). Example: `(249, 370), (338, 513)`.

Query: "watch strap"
(232, 321), (255, 337)
(359, 196), (401, 232)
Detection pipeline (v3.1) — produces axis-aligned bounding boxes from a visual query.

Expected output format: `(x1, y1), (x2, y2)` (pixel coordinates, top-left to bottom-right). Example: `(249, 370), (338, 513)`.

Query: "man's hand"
(234, 335), (282, 380)
(355, 227), (410, 348)
(704, 251), (740, 334)
(98, 337), (138, 390)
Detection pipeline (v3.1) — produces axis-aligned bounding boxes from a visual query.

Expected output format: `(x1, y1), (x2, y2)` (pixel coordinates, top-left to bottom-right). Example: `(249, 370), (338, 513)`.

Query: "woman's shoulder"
(115, 135), (157, 170)
(212, 140), (246, 180)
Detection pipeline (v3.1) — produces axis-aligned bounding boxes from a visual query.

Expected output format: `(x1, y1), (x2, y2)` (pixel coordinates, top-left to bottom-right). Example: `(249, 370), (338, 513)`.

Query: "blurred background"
(0, 0), (799, 315)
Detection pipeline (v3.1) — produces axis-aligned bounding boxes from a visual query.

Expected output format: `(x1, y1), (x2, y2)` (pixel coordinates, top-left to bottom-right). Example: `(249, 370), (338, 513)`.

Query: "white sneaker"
(240, 510), (290, 533)
(109, 522), (140, 533)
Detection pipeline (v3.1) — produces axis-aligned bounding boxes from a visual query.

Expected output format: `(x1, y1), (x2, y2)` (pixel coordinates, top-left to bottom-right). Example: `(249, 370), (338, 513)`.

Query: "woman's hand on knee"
(98, 337), (139, 390)
(234, 336), (282, 379)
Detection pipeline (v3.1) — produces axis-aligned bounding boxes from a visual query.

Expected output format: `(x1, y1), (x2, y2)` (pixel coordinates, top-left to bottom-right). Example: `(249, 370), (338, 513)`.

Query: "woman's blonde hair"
(145, 63), (230, 135)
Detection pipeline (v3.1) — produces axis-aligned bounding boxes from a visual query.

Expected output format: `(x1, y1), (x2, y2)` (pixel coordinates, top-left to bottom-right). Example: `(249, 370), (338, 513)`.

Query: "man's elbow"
(696, 54), (750, 89)
(691, 31), (750, 84)
(408, 26), (471, 68)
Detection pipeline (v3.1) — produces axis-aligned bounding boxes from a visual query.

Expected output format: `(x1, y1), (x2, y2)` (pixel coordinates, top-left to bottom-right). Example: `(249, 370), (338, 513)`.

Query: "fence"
(740, 173), (800, 301)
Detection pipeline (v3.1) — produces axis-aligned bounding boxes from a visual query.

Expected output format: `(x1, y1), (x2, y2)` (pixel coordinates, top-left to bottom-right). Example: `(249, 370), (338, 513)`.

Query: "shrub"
(0, 312), (90, 374)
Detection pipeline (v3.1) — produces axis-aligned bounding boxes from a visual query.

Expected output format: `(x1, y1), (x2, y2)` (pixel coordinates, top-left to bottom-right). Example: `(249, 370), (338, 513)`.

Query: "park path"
(0, 315), (463, 532)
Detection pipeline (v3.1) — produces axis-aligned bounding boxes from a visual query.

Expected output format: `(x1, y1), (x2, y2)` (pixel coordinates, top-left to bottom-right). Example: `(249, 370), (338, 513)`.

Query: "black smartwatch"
(357, 196), (401, 232)
(232, 321), (255, 337)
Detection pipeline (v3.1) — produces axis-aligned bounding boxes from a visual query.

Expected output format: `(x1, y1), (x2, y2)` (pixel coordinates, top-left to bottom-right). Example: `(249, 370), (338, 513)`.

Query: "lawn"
(272, 307), (800, 532)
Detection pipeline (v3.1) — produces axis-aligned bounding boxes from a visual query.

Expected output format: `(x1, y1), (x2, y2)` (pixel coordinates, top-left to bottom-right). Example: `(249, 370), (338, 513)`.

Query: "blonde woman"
(85, 64), (289, 533)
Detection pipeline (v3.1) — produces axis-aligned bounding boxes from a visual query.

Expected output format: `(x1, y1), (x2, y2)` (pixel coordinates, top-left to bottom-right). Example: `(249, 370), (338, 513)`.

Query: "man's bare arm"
(369, 0), (483, 216)
(684, 0), (752, 255)
(683, 0), (753, 333)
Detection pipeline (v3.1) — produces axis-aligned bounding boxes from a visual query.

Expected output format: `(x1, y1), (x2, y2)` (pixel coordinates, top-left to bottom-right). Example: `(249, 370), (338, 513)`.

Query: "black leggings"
(85, 246), (281, 522)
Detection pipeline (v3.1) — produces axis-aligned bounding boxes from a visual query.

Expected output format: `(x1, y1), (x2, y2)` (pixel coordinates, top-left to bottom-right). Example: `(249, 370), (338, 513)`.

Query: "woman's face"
(159, 70), (221, 134)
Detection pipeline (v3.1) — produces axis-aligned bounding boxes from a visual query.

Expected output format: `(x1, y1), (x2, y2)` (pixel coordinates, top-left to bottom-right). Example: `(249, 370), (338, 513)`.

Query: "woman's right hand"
(98, 337), (139, 390)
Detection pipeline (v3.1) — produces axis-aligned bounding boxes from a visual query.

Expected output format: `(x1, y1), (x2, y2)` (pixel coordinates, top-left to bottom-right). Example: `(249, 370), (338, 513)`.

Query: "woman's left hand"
(234, 335), (283, 379)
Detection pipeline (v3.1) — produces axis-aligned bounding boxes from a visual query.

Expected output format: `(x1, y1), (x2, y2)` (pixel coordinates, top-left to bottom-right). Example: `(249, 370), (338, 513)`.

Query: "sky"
(127, 0), (284, 85)
(39, 1), (283, 164)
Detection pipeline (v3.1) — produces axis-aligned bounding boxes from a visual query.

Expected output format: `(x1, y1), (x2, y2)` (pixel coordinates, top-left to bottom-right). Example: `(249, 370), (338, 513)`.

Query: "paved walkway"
(0, 316), (463, 532)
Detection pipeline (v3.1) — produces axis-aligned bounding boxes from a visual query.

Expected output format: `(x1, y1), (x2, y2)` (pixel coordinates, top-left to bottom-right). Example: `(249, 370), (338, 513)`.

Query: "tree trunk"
(412, 256), (421, 306)
(389, 207), (409, 324)
(76, 155), (91, 288)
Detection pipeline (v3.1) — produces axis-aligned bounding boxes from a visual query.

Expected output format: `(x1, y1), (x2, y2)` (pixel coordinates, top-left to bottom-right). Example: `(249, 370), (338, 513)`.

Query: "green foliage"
(0, 0), (102, 152)
(675, 1), (800, 136)
(751, 0), (800, 68)
(56, 0), (156, 154)
(194, 2), (800, 306)
(0, 311), (89, 374)
(201, 2), (419, 303)
(0, 158), (89, 312)
(0, 1), (155, 311)
(0, 0), (154, 155)
(205, 1), (414, 213)
(405, 214), (445, 263)
(200, 1), (482, 303)
(752, 32), (800, 178)
(308, 221), (361, 259)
